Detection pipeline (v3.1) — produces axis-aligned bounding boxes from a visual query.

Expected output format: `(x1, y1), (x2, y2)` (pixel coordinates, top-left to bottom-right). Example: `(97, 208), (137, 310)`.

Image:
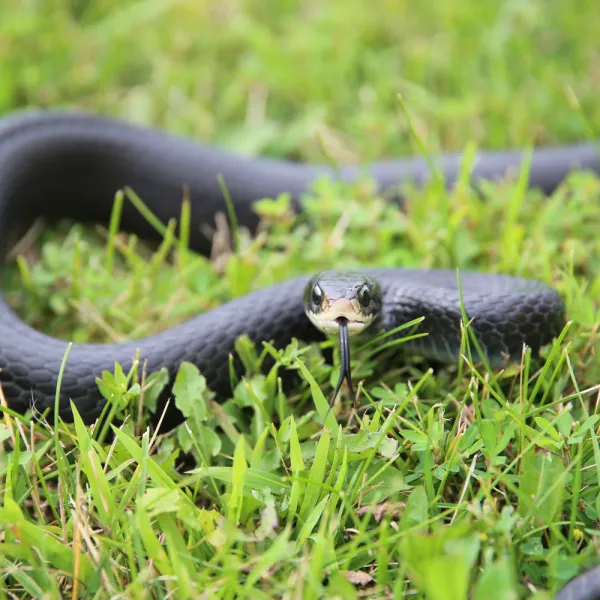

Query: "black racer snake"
(0, 110), (598, 599)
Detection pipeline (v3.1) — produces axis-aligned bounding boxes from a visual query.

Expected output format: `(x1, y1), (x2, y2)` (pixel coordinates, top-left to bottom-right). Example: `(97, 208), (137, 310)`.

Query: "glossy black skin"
(0, 109), (596, 599)
(555, 566), (600, 600)
(0, 110), (579, 428)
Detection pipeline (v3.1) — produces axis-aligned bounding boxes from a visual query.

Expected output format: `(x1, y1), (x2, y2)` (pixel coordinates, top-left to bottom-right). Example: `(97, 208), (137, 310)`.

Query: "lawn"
(1, 0), (600, 598)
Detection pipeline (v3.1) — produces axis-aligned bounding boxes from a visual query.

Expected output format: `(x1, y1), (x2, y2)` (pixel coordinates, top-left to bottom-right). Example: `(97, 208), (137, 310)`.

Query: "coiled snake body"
(0, 110), (598, 598)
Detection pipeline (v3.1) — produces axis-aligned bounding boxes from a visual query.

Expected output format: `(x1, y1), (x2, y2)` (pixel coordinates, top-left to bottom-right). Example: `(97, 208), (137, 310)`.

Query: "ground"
(1, 0), (600, 598)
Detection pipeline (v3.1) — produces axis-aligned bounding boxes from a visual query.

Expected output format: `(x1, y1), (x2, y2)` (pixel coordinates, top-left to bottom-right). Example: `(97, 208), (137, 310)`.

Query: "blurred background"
(2, 0), (598, 164)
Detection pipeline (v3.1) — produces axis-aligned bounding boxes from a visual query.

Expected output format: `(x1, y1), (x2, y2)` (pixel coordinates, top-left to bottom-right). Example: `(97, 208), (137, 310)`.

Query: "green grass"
(1, 0), (600, 598)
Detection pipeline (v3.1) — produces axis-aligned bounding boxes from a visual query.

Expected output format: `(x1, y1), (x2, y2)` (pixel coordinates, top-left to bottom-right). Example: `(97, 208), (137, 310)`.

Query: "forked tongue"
(325, 317), (355, 419)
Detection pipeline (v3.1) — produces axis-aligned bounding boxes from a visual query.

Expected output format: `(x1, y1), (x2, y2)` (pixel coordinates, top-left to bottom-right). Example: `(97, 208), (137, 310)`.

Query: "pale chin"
(306, 313), (369, 336)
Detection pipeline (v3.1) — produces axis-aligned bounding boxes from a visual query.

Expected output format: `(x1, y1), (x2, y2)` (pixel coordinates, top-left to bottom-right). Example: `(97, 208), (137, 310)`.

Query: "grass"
(1, 0), (600, 598)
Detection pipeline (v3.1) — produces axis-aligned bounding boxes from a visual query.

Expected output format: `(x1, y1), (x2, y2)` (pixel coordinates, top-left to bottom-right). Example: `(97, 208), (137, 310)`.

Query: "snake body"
(0, 109), (586, 426)
(0, 110), (599, 596)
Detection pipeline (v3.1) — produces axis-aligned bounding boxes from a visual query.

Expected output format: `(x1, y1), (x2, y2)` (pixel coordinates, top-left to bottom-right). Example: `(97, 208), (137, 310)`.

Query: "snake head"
(303, 270), (382, 335)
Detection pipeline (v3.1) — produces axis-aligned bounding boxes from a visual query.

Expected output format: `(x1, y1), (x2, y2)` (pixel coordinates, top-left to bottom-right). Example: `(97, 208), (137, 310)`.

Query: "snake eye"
(358, 285), (371, 306)
(311, 285), (323, 306)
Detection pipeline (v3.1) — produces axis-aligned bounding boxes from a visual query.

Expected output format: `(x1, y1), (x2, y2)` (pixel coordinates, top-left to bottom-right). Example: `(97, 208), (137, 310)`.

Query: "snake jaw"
(306, 297), (373, 335)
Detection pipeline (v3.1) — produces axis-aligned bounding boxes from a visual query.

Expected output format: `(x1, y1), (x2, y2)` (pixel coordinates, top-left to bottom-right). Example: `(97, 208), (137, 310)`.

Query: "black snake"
(0, 109), (598, 598)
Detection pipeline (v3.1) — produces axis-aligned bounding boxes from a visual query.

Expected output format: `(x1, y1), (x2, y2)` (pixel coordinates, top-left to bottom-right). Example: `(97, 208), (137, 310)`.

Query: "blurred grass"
(1, 0), (600, 599)
(2, 0), (599, 162)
